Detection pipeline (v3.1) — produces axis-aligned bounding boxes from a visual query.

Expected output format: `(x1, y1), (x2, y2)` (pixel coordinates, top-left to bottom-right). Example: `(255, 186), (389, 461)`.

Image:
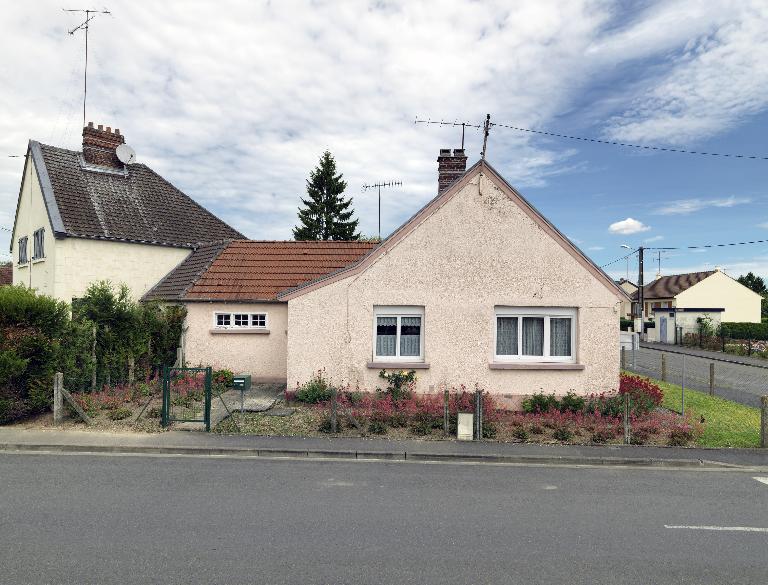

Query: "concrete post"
(661, 354), (667, 382)
(709, 363), (715, 396)
(128, 356), (135, 385)
(761, 396), (768, 449)
(53, 372), (64, 425)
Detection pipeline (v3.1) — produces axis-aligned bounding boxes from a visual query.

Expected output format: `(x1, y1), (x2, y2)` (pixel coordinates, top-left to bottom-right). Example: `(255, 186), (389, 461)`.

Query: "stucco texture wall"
(676, 271), (761, 323)
(12, 157), (56, 295)
(287, 171), (622, 398)
(53, 238), (189, 302)
(184, 302), (288, 382)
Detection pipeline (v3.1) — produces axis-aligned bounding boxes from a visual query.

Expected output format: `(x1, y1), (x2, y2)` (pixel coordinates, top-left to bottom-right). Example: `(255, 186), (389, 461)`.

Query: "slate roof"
(0, 263), (11, 286)
(145, 240), (378, 302)
(31, 142), (243, 248)
(631, 271), (715, 300)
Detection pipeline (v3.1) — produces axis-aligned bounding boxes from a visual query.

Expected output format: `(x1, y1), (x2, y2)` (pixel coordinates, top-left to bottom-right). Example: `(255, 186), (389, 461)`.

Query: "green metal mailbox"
(232, 374), (252, 391)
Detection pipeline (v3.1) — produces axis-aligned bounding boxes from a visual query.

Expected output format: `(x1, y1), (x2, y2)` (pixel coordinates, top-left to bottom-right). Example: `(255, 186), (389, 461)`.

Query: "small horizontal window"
(214, 312), (268, 329)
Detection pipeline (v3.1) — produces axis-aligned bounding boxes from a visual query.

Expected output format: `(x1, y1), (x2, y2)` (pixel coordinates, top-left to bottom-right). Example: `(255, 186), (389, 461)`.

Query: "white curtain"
(496, 317), (518, 355)
(400, 316), (421, 357)
(550, 318), (571, 356)
(522, 317), (544, 356)
(376, 317), (397, 356)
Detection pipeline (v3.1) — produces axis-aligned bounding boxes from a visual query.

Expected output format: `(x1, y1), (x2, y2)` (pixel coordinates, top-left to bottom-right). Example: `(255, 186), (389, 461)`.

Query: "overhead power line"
(600, 237), (768, 269)
(415, 116), (768, 161)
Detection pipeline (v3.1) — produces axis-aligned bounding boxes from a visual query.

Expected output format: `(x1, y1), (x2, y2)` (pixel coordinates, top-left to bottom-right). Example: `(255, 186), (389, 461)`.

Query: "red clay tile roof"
(145, 240), (378, 302)
(630, 270), (715, 300)
(0, 263), (11, 286)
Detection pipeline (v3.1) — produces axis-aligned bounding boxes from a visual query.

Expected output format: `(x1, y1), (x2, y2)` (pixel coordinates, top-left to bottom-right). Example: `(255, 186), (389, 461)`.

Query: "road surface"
(1, 453), (767, 584)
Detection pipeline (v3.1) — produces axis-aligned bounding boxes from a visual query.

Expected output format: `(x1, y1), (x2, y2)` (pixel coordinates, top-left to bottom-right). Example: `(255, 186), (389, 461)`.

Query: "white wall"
(676, 271), (761, 323)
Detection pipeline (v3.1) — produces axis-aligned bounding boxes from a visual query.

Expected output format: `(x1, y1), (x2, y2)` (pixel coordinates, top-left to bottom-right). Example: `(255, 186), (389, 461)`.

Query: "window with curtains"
(18, 236), (28, 264)
(494, 307), (576, 362)
(373, 306), (424, 361)
(32, 228), (45, 260)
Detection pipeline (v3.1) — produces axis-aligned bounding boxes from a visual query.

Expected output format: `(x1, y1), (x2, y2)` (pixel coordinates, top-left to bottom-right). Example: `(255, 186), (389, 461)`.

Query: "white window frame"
(494, 307), (576, 363)
(213, 312), (268, 330)
(32, 228), (45, 260)
(372, 305), (424, 362)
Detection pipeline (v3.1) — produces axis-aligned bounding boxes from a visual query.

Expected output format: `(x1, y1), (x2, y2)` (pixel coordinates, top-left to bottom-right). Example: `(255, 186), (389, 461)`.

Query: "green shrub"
(0, 349), (28, 387)
(296, 371), (333, 404)
(378, 369), (416, 401)
(553, 426), (574, 442)
(590, 428), (614, 444)
(368, 420), (387, 434)
(318, 415), (342, 433)
(667, 427), (694, 446)
(522, 392), (559, 413)
(410, 419), (433, 436)
(560, 392), (585, 413)
(529, 423), (544, 435)
(346, 391), (364, 405)
(482, 421), (498, 439)
(107, 407), (133, 421)
(213, 369), (234, 387)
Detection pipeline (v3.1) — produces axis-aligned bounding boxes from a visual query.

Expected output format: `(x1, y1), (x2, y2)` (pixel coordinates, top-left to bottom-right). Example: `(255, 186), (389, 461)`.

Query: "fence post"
(761, 396), (768, 448)
(90, 324), (97, 392)
(661, 353), (667, 382)
(709, 363), (715, 396)
(128, 356), (135, 385)
(443, 389), (449, 436)
(330, 388), (338, 434)
(621, 346), (626, 370)
(623, 393), (631, 444)
(53, 372), (64, 425)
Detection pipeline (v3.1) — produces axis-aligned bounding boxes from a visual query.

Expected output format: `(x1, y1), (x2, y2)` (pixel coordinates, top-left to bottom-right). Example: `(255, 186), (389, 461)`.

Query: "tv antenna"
(361, 180), (402, 240)
(414, 114), (492, 158)
(64, 7), (112, 128)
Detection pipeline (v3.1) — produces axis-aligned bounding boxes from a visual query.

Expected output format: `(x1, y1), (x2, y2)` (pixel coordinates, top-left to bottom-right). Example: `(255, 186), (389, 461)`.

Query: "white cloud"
(656, 196), (750, 215)
(587, 245), (604, 251)
(644, 235), (664, 243)
(604, 1), (768, 144)
(609, 217), (651, 235)
(757, 222), (768, 229)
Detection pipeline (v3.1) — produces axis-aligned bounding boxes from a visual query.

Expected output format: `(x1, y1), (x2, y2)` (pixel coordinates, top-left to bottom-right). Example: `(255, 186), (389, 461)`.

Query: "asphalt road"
(626, 346), (768, 407)
(1, 453), (767, 585)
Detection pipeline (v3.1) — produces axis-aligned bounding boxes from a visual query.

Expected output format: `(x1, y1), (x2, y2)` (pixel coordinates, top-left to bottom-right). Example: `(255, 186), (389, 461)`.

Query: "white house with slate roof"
(9, 123), (242, 302)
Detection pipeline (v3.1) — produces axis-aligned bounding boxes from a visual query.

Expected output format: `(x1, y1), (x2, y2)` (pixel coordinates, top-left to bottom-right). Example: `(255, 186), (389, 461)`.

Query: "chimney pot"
(82, 122), (126, 168)
(439, 148), (452, 156)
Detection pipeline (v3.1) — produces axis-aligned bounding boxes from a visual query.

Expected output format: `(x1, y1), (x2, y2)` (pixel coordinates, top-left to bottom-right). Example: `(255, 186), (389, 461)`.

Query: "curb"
(0, 442), (743, 469)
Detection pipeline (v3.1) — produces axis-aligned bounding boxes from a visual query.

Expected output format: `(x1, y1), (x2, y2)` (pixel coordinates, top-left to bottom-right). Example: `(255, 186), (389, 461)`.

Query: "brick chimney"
(82, 122), (125, 167)
(437, 148), (468, 194)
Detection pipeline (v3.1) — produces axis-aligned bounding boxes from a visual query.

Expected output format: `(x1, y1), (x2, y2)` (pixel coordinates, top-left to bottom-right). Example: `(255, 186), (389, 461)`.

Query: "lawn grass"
(654, 378), (761, 448)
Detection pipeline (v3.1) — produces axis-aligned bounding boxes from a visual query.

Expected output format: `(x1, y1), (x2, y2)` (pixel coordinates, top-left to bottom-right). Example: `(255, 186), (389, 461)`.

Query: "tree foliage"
(292, 151), (360, 240)
(737, 272), (766, 294)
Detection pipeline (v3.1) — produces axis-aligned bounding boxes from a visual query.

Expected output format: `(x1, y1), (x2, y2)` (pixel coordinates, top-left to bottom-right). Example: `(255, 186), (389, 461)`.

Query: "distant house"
(629, 269), (761, 343)
(0, 262), (11, 286)
(616, 278), (637, 321)
(147, 153), (628, 401)
(9, 123), (242, 302)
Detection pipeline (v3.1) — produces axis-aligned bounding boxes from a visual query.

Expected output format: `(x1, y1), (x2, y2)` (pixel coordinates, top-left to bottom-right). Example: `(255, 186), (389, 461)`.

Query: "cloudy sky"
(1, 0), (768, 281)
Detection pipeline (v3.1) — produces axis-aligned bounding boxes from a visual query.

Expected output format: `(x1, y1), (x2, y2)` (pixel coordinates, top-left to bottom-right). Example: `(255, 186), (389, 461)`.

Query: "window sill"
(16, 263), (28, 269)
(32, 258), (45, 264)
(210, 328), (270, 335)
(489, 362), (585, 370)
(367, 361), (430, 370)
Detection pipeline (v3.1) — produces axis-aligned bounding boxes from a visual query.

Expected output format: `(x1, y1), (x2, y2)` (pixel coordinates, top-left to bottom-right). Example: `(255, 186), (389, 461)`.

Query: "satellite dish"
(116, 144), (137, 164)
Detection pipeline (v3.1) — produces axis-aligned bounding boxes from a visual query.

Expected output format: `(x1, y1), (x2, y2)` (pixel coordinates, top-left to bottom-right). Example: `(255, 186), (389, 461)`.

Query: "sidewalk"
(1, 427), (766, 470)
(641, 341), (768, 369)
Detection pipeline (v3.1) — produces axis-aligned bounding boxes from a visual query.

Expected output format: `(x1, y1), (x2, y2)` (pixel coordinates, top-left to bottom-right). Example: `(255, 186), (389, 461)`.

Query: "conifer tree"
(293, 151), (360, 240)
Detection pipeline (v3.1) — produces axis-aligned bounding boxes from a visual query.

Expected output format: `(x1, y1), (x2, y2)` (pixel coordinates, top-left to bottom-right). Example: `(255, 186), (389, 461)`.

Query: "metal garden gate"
(161, 366), (212, 431)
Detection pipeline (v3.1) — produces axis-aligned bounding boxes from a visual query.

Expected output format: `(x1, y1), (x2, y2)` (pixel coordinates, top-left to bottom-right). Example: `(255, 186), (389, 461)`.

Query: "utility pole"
(361, 181), (402, 240)
(636, 246), (645, 337)
(64, 8), (111, 128)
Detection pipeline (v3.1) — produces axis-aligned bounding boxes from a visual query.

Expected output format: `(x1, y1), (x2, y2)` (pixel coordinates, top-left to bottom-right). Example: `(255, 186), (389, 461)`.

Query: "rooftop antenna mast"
(64, 7), (111, 128)
(361, 180), (402, 241)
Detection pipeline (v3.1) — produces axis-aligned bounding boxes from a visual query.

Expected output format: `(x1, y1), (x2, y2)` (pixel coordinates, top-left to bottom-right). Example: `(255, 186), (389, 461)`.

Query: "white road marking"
(665, 525), (768, 533)
(754, 477), (768, 486)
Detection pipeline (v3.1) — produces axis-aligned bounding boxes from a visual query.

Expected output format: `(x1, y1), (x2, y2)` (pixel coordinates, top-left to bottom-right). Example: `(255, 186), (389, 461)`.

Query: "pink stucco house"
(146, 152), (628, 401)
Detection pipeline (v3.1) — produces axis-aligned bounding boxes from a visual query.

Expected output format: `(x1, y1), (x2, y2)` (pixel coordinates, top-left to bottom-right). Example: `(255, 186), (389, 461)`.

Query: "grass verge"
(654, 378), (760, 448)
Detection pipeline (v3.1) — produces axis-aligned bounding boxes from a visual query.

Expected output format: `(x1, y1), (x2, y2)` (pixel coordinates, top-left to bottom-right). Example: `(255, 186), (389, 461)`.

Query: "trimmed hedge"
(721, 322), (768, 341)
